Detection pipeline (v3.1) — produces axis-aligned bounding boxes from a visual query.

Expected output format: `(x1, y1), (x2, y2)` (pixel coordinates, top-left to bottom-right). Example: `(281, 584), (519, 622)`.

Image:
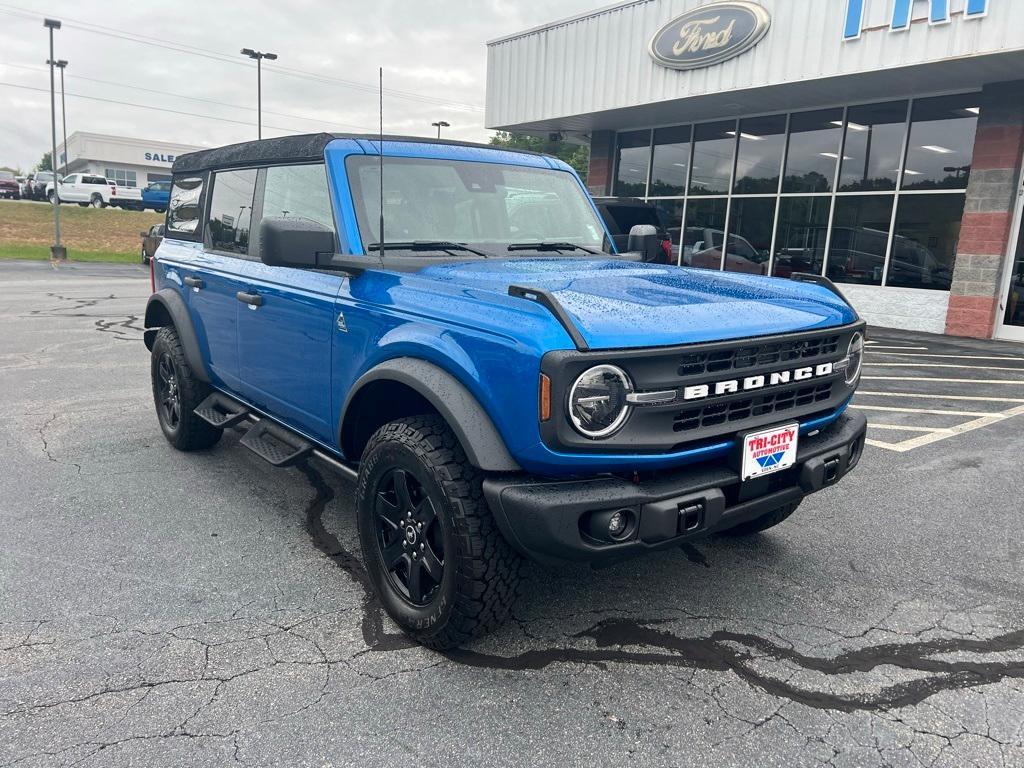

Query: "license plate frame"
(740, 422), (799, 481)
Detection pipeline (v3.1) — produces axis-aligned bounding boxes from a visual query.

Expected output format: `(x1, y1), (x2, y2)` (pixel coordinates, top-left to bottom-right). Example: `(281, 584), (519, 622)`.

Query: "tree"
(489, 132), (589, 182)
(37, 151), (53, 172)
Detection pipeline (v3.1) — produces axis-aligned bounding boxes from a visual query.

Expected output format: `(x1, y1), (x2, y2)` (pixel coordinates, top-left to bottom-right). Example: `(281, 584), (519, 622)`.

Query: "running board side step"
(239, 420), (312, 467)
(194, 392), (249, 428)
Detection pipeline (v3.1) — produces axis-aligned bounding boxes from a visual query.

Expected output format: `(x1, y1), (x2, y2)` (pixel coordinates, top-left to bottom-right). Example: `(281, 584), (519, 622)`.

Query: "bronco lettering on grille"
(681, 362), (834, 402)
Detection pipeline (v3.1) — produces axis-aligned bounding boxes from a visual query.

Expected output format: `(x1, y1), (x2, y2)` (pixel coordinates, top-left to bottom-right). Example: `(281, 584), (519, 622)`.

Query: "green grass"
(0, 244), (140, 263)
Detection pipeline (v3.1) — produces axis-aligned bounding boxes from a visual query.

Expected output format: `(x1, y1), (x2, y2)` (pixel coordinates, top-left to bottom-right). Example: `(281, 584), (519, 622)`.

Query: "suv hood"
(417, 258), (857, 350)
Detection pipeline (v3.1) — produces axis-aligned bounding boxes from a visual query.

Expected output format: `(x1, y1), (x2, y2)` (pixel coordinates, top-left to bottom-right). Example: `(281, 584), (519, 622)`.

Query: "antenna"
(378, 66), (385, 253)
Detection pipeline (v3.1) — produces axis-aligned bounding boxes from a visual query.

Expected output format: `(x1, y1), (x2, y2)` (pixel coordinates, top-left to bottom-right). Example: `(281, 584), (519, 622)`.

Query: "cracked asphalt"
(1, 260), (1023, 767)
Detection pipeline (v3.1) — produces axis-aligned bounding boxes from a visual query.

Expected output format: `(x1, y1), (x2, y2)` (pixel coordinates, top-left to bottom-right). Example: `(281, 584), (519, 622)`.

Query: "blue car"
(143, 133), (867, 649)
(141, 180), (170, 212)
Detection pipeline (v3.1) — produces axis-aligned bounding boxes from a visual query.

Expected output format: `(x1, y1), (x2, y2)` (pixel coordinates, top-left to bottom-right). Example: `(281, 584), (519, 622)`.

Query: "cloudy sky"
(0, 0), (597, 171)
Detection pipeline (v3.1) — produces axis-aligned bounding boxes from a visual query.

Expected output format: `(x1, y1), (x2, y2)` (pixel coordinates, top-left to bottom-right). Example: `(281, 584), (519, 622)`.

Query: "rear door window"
(208, 169), (257, 255)
(167, 175), (205, 237)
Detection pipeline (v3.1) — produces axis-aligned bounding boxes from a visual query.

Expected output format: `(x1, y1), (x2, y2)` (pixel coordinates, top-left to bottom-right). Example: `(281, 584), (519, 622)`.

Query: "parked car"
(141, 180), (171, 212)
(683, 227), (769, 274)
(46, 173), (144, 209)
(24, 171), (57, 201)
(591, 197), (673, 263)
(140, 223), (164, 264)
(144, 134), (866, 650)
(0, 170), (19, 199)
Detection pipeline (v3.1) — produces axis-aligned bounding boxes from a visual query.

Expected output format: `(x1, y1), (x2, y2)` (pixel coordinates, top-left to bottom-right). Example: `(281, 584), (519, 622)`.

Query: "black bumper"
(482, 410), (867, 566)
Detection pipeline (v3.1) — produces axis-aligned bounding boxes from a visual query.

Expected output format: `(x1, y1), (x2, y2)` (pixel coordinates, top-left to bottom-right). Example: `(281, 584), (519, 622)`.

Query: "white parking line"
(866, 363), (1024, 372)
(864, 344), (929, 350)
(863, 376), (1024, 385)
(851, 404), (1004, 418)
(856, 391), (1024, 404)
(867, 352), (1024, 361)
(865, 404), (1024, 452)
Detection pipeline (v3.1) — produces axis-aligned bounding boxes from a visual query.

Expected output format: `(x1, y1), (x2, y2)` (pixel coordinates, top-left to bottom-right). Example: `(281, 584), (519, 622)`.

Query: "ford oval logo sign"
(649, 1), (771, 71)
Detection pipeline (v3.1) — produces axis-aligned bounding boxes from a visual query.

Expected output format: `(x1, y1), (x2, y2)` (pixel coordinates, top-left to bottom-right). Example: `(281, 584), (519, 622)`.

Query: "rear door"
(234, 163), (342, 444)
(185, 169), (258, 393)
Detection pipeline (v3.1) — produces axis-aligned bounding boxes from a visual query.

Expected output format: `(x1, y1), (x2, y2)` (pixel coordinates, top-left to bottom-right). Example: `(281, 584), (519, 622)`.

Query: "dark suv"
(592, 197), (674, 263)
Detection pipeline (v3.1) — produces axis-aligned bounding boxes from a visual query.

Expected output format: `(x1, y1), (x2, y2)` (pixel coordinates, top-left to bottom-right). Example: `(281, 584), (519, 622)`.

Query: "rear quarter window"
(167, 175), (206, 237)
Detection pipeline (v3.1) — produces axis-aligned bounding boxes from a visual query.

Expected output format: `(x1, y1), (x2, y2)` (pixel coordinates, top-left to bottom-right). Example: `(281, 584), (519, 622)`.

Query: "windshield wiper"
(506, 242), (601, 254)
(366, 240), (495, 258)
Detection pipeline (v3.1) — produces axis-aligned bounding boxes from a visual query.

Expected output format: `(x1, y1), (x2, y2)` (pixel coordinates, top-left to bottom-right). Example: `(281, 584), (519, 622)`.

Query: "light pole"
(44, 18), (64, 261)
(431, 120), (450, 139)
(240, 48), (277, 139)
(47, 59), (68, 174)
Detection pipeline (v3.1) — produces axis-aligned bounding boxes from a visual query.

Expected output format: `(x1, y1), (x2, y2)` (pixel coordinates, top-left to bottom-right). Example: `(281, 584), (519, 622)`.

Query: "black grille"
(672, 382), (834, 433)
(677, 335), (841, 377)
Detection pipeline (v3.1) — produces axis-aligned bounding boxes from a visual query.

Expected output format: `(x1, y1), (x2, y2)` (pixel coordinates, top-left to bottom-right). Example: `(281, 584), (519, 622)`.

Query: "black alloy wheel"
(157, 352), (181, 430)
(373, 467), (445, 606)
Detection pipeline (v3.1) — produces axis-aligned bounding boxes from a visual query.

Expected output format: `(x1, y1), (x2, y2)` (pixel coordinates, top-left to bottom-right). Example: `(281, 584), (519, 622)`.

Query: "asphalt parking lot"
(1, 260), (1022, 767)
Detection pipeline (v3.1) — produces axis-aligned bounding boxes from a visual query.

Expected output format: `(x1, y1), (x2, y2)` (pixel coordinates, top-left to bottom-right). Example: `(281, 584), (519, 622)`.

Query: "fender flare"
(341, 358), (521, 472)
(143, 288), (210, 382)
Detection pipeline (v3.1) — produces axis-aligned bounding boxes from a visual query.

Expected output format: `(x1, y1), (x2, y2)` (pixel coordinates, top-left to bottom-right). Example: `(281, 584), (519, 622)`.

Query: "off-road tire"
(721, 500), (801, 537)
(356, 415), (523, 650)
(150, 326), (222, 451)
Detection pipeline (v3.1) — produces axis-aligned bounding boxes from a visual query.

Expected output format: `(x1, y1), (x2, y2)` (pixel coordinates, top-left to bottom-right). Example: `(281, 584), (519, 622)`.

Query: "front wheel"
(720, 500), (801, 537)
(47, 191), (58, 204)
(356, 415), (523, 650)
(150, 326), (222, 451)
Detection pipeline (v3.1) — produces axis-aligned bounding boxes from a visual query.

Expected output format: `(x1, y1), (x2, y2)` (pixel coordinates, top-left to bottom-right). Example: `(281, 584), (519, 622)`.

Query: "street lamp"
(44, 18), (64, 261)
(240, 48), (277, 140)
(47, 59), (68, 174)
(431, 120), (450, 139)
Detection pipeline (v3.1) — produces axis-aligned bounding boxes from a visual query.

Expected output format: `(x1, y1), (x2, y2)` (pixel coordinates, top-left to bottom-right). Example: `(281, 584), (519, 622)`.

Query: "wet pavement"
(1, 261), (1022, 767)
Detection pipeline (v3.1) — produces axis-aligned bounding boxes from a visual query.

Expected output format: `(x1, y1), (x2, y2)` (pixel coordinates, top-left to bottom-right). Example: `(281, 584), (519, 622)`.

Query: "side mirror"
(627, 224), (661, 262)
(259, 216), (335, 268)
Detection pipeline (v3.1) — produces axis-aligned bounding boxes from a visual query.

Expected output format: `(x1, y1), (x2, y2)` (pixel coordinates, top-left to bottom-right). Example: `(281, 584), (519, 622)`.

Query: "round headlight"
(568, 365), (632, 438)
(845, 332), (864, 385)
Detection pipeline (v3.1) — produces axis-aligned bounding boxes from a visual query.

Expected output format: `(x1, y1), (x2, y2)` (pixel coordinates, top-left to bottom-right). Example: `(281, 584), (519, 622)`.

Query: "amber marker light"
(539, 374), (552, 422)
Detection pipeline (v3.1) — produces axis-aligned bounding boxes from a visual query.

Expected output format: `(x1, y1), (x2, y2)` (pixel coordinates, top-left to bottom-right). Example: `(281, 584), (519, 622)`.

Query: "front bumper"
(482, 409), (867, 566)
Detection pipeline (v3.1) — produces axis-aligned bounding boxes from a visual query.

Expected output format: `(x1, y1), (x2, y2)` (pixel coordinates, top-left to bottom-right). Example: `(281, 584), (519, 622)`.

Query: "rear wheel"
(720, 500), (801, 537)
(150, 326), (221, 451)
(90, 194), (105, 209)
(141, 245), (149, 264)
(356, 415), (523, 650)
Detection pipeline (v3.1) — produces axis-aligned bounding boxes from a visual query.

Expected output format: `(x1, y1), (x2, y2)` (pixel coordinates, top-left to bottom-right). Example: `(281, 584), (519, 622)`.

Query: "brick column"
(945, 81), (1024, 338)
(586, 130), (615, 197)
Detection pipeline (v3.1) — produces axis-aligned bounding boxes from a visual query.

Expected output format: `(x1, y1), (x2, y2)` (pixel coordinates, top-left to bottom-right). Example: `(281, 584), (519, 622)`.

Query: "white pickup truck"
(46, 173), (144, 210)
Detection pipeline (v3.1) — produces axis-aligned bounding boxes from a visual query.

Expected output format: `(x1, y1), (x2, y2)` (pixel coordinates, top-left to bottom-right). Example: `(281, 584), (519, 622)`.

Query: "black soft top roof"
(171, 133), (543, 174)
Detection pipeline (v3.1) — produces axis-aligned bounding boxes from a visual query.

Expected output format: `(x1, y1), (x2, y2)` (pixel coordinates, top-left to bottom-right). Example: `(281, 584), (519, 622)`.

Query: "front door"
(997, 174), (1024, 342)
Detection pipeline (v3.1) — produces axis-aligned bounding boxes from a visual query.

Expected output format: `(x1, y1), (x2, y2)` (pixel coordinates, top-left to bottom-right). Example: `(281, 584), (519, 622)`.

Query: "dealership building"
(486, 0), (1024, 340)
(55, 132), (203, 191)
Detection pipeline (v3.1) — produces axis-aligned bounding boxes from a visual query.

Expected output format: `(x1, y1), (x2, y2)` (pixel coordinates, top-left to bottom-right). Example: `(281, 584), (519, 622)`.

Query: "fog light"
(608, 510), (627, 537)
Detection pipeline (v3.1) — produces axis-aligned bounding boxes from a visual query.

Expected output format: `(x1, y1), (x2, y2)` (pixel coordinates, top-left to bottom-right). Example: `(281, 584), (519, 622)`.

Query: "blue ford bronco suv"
(144, 133), (867, 649)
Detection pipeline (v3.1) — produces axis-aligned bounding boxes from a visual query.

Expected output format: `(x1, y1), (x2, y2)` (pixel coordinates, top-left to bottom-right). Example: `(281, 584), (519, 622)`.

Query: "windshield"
(346, 156), (606, 252)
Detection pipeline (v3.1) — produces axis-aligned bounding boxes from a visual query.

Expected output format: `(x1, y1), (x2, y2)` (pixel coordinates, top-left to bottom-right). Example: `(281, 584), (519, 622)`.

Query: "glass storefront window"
(649, 126), (691, 197)
(725, 198), (774, 274)
(733, 115), (787, 194)
(651, 199), (685, 263)
(682, 198), (728, 270)
(839, 101), (909, 192)
(772, 197), (832, 278)
(902, 94), (979, 191)
(783, 109), (844, 193)
(827, 195), (895, 286)
(690, 121), (736, 196)
(614, 130), (651, 197)
(887, 194), (964, 290)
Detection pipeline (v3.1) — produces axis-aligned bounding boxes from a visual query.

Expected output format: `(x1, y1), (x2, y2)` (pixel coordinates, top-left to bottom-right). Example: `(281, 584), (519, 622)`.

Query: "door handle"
(236, 291), (263, 307)
(184, 276), (204, 289)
